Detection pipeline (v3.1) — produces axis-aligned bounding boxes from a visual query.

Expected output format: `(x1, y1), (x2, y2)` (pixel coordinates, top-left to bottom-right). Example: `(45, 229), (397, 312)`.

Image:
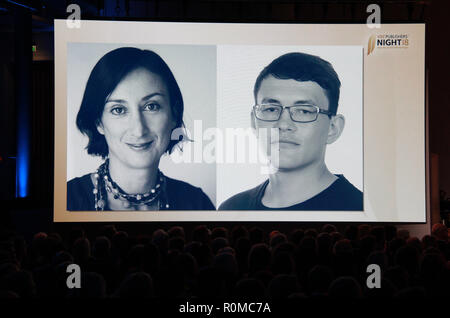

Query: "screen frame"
(54, 20), (428, 223)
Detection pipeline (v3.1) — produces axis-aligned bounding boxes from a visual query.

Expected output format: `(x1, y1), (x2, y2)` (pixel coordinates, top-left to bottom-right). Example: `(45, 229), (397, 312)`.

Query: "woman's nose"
(274, 108), (296, 131)
(129, 111), (149, 137)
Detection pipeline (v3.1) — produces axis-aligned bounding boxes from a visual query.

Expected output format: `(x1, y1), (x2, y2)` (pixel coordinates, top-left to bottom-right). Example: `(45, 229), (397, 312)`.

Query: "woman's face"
(97, 67), (176, 170)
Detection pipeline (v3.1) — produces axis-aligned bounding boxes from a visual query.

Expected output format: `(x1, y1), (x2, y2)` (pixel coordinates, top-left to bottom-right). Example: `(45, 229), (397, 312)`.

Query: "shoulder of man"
(219, 181), (267, 210)
(333, 175), (362, 195)
(329, 175), (363, 210)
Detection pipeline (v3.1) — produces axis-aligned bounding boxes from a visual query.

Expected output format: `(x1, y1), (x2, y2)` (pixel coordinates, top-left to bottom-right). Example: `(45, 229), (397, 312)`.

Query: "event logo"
(367, 34), (409, 55)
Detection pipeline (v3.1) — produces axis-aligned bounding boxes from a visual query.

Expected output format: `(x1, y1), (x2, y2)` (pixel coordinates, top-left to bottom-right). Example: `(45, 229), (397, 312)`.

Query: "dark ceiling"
(0, 0), (431, 33)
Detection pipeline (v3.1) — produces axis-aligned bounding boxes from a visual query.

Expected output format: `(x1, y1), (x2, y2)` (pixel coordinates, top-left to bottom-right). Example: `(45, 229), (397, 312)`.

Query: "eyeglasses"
(253, 104), (334, 123)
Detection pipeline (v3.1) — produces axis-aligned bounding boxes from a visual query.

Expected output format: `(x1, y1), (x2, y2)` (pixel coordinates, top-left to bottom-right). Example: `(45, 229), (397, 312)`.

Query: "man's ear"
(250, 111), (258, 137)
(96, 121), (105, 135)
(327, 114), (345, 144)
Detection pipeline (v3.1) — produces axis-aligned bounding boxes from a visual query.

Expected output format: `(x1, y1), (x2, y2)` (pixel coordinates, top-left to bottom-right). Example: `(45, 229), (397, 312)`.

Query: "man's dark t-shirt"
(219, 175), (363, 211)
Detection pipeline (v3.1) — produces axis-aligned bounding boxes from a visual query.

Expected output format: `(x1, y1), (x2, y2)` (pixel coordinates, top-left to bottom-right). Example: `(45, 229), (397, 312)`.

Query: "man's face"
(253, 75), (332, 171)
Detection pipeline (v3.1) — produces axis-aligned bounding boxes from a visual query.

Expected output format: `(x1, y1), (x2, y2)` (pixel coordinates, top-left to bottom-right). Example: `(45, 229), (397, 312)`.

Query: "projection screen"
(54, 20), (426, 222)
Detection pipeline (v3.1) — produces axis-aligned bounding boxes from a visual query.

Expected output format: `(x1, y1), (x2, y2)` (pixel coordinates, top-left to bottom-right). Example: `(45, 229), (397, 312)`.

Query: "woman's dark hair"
(76, 47), (185, 158)
(253, 52), (341, 115)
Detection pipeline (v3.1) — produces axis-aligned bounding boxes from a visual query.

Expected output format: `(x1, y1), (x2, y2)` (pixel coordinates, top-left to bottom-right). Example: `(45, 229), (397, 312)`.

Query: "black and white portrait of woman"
(67, 46), (216, 211)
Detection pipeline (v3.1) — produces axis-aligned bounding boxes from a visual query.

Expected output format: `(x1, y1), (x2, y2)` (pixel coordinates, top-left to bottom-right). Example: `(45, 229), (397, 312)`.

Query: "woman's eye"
(110, 106), (126, 115)
(143, 103), (161, 112)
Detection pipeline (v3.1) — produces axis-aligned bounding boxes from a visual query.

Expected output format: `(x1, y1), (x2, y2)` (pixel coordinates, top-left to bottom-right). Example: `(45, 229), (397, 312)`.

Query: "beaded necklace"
(92, 159), (170, 211)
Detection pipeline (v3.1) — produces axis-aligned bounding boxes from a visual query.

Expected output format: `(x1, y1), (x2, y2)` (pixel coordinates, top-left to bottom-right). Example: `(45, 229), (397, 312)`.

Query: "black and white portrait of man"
(218, 46), (363, 211)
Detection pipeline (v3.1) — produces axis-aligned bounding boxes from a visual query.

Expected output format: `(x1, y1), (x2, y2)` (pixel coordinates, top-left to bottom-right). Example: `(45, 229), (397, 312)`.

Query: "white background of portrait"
(55, 21), (426, 224)
(216, 45), (363, 207)
(67, 43), (217, 205)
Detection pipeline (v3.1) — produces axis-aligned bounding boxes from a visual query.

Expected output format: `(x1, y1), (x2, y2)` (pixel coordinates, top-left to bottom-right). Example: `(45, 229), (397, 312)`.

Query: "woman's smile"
(125, 140), (154, 152)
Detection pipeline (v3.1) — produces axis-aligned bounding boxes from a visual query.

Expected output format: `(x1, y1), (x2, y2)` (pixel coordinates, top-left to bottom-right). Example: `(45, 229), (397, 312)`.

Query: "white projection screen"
(54, 20), (426, 222)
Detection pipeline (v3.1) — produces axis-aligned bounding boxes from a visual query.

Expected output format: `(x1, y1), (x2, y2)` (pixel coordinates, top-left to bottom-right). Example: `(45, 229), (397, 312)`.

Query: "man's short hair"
(253, 52), (341, 115)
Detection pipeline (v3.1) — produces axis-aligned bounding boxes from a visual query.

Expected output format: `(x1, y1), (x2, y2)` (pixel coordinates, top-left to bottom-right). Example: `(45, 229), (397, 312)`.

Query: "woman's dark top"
(67, 173), (215, 211)
(219, 175), (363, 211)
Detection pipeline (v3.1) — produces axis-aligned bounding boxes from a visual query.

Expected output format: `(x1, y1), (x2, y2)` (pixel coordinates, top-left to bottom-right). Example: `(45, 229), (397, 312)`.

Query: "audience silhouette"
(0, 223), (448, 298)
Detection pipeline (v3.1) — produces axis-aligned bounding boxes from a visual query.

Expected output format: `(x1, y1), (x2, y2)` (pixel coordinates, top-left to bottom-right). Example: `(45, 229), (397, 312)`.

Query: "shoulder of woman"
(67, 173), (94, 190)
(67, 173), (95, 211)
(165, 176), (215, 210)
(165, 176), (204, 194)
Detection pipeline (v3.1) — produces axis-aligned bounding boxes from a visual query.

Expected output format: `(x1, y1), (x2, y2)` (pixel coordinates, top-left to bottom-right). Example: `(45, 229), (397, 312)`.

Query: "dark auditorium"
(0, 0), (449, 311)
